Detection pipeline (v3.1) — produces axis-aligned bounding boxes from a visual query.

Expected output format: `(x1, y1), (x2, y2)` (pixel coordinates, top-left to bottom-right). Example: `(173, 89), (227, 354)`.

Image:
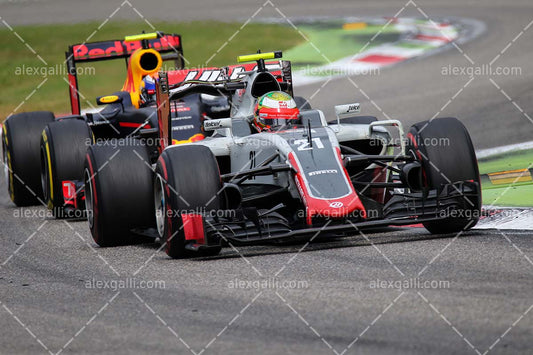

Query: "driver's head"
(253, 91), (300, 132)
(140, 75), (156, 105)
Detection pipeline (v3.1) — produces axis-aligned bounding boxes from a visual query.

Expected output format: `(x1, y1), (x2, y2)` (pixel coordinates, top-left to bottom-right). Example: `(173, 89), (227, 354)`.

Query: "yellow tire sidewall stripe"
(41, 130), (54, 207)
(2, 124), (15, 201)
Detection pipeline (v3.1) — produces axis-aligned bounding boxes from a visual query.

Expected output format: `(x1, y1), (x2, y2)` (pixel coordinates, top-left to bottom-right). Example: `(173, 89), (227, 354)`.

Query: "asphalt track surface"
(1, 0), (532, 354)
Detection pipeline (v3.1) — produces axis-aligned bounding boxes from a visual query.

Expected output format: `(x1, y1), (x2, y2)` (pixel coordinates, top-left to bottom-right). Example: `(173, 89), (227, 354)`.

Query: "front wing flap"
(188, 181), (480, 248)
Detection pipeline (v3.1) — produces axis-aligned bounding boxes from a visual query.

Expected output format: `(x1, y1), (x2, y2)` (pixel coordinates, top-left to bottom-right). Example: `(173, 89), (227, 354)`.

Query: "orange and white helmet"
(253, 91), (300, 132)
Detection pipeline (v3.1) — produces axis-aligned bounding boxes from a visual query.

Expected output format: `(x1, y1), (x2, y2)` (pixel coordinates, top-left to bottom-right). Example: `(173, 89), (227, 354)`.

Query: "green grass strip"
(479, 149), (533, 206)
(284, 24), (401, 69)
(478, 149), (533, 175)
(482, 184), (533, 207)
(0, 20), (303, 117)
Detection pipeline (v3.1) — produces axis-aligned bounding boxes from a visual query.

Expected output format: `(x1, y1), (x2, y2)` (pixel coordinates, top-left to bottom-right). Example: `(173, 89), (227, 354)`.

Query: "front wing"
(183, 181), (480, 252)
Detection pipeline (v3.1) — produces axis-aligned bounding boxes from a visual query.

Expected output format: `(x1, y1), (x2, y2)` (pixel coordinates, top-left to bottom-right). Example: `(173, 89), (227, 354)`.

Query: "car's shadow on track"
(0, 201), (488, 261)
(180, 227), (486, 261)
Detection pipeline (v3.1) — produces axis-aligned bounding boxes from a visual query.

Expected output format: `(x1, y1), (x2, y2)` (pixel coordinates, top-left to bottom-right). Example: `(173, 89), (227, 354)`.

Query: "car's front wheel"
(407, 117), (481, 234)
(154, 145), (222, 258)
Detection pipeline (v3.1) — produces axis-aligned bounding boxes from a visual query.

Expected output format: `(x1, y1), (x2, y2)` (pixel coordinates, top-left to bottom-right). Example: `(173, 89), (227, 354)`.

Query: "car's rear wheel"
(2, 111), (55, 206)
(407, 117), (481, 234)
(155, 145), (222, 258)
(85, 139), (155, 246)
(41, 119), (93, 217)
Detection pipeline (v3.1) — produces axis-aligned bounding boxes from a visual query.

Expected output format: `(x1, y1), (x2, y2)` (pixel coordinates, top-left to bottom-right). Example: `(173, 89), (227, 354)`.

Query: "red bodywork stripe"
(118, 122), (151, 128)
(182, 214), (205, 245)
(288, 151), (366, 225)
(68, 73), (80, 115)
(62, 180), (77, 209)
(399, 224), (424, 228)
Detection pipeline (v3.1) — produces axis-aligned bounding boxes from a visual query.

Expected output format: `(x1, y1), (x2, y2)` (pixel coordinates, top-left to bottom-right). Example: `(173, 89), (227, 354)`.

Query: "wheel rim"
(154, 174), (166, 238)
(40, 146), (49, 202)
(84, 169), (94, 228)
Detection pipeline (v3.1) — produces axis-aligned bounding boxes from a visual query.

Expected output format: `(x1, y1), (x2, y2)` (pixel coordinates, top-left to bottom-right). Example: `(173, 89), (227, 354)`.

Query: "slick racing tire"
(2, 111), (55, 206)
(407, 117), (481, 234)
(294, 96), (312, 111)
(41, 119), (93, 218)
(154, 145), (222, 258)
(84, 139), (155, 247)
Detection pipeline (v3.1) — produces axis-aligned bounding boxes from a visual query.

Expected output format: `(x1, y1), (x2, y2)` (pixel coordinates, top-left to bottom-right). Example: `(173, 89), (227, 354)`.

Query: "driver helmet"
(253, 91), (300, 132)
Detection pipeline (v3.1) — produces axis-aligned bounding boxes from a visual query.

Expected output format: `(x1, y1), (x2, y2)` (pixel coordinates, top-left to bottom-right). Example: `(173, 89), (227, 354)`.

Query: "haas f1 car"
(83, 51), (481, 258)
(2, 32), (186, 217)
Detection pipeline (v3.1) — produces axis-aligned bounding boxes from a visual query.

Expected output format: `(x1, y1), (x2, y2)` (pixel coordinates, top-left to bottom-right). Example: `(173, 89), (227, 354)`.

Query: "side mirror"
(96, 95), (123, 105)
(335, 103), (360, 118)
(334, 102), (361, 125)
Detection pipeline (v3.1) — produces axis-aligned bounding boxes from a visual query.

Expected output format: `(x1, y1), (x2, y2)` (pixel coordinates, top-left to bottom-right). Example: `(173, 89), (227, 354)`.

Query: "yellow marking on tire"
(42, 131), (54, 204)
(2, 127), (14, 201)
(7, 151), (14, 201)
(2, 124), (7, 146)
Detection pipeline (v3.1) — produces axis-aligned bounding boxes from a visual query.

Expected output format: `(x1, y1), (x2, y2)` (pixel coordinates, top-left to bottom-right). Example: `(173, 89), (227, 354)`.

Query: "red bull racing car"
(2, 32), (187, 217)
(83, 51), (481, 258)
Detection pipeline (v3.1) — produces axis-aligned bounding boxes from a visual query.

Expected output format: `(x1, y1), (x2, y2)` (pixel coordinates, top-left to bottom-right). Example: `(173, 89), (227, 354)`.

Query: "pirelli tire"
(406, 117), (481, 234)
(154, 145), (222, 259)
(41, 119), (93, 217)
(2, 111), (55, 206)
(84, 139), (155, 247)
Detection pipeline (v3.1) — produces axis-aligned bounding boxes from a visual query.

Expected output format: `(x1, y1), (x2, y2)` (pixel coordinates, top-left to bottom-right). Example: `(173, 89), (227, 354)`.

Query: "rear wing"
(165, 60), (293, 95)
(155, 59), (294, 151)
(65, 33), (184, 114)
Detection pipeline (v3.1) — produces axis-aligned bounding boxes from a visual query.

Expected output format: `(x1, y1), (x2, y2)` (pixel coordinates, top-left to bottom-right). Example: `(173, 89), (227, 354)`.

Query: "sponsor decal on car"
(72, 35), (181, 61)
(172, 125), (195, 131)
(171, 116), (193, 121)
(203, 120), (223, 129)
(329, 202), (344, 208)
(171, 106), (191, 112)
(308, 169), (338, 176)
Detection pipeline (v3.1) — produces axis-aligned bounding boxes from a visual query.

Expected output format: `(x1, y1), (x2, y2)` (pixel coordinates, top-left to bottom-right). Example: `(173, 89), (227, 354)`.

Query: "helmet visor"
(258, 107), (300, 129)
